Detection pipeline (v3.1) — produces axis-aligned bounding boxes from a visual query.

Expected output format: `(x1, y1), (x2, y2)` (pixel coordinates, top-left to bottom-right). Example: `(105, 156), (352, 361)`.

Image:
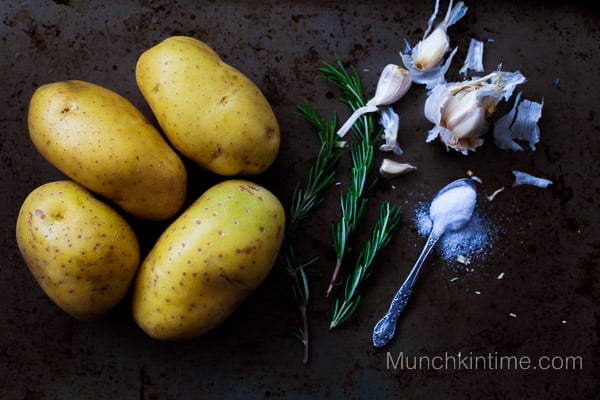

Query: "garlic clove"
(379, 159), (417, 178)
(371, 64), (412, 106)
(459, 38), (485, 76)
(337, 65), (411, 137)
(408, 0), (468, 73)
(413, 26), (450, 71)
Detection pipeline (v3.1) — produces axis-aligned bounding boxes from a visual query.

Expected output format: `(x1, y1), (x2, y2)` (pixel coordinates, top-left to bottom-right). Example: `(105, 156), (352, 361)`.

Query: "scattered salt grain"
(474, 290), (481, 295)
(450, 277), (459, 282)
(496, 272), (504, 280)
(509, 312), (518, 318)
(561, 320), (567, 324)
(414, 202), (497, 272)
(456, 255), (471, 265)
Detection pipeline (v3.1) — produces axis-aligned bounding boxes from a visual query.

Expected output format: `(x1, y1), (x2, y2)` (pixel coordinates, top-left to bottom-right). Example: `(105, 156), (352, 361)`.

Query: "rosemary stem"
(326, 259), (342, 297)
(300, 304), (309, 364)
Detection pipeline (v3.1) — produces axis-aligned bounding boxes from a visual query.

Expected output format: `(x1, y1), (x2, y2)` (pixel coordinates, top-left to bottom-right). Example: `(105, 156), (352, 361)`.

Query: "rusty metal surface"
(1, 1), (598, 398)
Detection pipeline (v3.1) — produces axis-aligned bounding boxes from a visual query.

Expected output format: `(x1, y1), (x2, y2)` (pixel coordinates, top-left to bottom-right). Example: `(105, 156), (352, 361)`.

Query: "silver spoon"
(372, 178), (477, 348)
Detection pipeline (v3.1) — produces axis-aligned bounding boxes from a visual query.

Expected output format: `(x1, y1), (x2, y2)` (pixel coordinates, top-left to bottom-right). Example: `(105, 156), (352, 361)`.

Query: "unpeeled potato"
(132, 179), (285, 340)
(27, 80), (187, 221)
(136, 36), (280, 176)
(15, 181), (140, 321)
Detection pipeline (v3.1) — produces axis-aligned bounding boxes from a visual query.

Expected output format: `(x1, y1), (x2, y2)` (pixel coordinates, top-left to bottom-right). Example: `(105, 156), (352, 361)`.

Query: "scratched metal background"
(1, 1), (598, 399)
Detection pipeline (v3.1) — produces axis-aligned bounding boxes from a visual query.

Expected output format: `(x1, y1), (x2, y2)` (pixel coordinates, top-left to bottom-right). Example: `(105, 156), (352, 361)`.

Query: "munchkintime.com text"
(387, 352), (583, 371)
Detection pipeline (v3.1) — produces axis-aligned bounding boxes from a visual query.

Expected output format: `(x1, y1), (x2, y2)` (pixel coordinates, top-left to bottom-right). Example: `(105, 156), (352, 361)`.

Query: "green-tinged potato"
(15, 181), (140, 321)
(132, 180), (285, 340)
(136, 36), (280, 176)
(28, 80), (187, 221)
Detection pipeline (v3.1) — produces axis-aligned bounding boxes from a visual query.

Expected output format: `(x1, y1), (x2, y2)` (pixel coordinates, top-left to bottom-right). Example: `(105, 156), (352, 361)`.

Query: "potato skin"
(15, 181), (140, 321)
(132, 180), (285, 340)
(136, 36), (280, 176)
(27, 80), (187, 221)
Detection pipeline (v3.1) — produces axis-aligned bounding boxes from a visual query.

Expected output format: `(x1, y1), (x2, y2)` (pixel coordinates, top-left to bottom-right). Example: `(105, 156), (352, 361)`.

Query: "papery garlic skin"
(424, 70), (527, 154)
(493, 91), (544, 151)
(459, 38), (485, 76)
(378, 106), (403, 155)
(512, 170), (552, 188)
(337, 65), (411, 137)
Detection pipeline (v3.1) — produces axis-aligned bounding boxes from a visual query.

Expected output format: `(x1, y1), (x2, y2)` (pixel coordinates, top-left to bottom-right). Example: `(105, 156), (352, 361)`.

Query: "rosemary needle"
(279, 103), (341, 364)
(330, 202), (402, 330)
(320, 59), (380, 296)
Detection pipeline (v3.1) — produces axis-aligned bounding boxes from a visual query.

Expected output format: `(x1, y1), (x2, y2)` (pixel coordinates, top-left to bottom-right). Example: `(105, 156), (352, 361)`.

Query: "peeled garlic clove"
(413, 26), (450, 71)
(337, 65), (411, 137)
(407, 0), (468, 72)
(379, 159), (417, 178)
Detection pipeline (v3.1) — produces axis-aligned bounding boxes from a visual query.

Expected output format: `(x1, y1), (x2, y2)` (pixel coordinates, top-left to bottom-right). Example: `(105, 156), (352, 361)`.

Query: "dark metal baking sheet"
(1, 1), (598, 398)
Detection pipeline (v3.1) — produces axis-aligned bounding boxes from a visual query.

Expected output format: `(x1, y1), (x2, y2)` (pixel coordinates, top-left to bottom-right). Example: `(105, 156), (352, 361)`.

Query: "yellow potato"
(136, 36), (280, 176)
(132, 179), (285, 340)
(15, 181), (140, 321)
(28, 80), (187, 221)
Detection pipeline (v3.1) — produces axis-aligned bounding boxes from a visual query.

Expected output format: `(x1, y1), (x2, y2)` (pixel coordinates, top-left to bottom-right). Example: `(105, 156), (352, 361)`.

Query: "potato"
(132, 179), (285, 340)
(136, 36), (280, 176)
(15, 181), (140, 321)
(28, 80), (187, 221)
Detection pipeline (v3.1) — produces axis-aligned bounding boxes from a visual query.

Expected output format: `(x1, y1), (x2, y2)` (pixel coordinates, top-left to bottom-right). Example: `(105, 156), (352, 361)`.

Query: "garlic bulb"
(400, 0), (468, 89)
(337, 64), (411, 137)
(424, 70), (527, 154)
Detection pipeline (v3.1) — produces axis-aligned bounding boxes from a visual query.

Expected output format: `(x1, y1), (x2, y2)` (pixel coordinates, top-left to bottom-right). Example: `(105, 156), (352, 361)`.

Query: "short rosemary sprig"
(286, 103), (341, 237)
(329, 202), (402, 330)
(279, 103), (341, 364)
(320, 59), (380, 296)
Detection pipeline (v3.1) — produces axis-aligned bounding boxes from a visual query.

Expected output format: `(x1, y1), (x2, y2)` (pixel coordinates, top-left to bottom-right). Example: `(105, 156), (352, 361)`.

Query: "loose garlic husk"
(424, 70), (527, 154)
(378, 106), (403, 155)
(379, 159), (417, 179)
(337, 65), (411, 137)
(400, 0), (468, 89)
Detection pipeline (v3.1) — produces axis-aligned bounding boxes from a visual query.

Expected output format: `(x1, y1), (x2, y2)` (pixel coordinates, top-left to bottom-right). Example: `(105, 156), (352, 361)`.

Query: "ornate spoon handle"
(372, 231), (440, 348)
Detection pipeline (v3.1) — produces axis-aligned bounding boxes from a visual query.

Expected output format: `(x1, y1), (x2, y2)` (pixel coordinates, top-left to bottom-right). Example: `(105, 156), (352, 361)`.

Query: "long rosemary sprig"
(320, 59), (380, 296)
(279, 103), (341, 364)
(329, 202), (402, 330)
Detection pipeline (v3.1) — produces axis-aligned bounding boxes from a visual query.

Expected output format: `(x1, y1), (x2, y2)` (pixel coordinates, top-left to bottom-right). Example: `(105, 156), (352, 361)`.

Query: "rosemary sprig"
(279, 103), (341, 364)
(329, 202), (402, 330)
(320, 59), (380, 296)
